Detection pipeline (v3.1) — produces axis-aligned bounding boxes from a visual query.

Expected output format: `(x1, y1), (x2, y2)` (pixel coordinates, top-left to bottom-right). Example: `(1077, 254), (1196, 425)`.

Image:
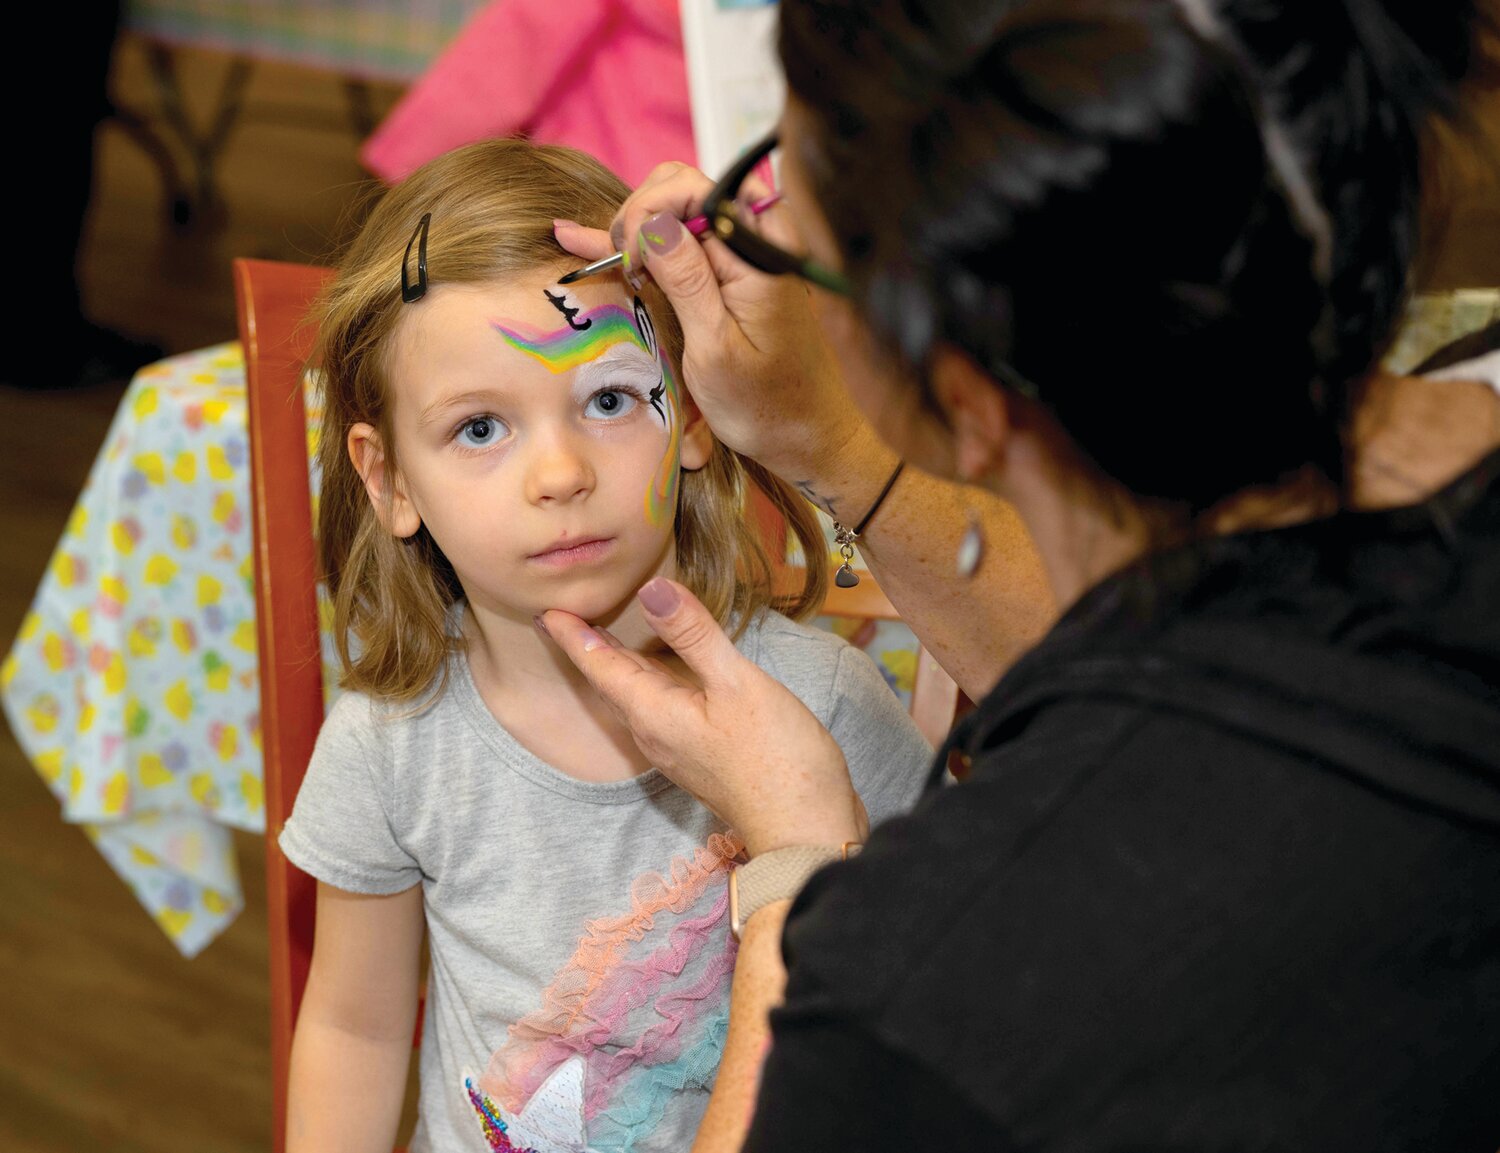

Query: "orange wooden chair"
(238, 255), (427, 1153)
(233, 256), (336, 1153)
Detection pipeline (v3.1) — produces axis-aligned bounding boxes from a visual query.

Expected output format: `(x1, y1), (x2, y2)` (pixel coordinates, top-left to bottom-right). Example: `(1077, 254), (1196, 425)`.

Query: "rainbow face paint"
(490, 300), (646, 374)
(491, 293), (685, 530)
(631, 296), (683, 530)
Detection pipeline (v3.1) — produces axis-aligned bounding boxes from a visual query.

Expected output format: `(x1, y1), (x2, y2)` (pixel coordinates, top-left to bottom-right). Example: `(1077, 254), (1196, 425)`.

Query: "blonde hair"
(313, 137), (827, 703)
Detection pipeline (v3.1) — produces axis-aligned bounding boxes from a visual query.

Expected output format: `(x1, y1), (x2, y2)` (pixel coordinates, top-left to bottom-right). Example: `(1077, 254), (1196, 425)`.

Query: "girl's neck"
(462, 598), (655, 696)
(458, 590), (680, 784)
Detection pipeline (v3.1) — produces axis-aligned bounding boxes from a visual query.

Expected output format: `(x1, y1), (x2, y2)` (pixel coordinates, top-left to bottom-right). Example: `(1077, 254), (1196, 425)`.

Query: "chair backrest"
(233, 256), (334, 1153)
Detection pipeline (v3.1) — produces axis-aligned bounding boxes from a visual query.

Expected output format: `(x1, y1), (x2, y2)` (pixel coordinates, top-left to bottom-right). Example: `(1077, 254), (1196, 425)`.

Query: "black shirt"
(745, 447), (1500, 1152)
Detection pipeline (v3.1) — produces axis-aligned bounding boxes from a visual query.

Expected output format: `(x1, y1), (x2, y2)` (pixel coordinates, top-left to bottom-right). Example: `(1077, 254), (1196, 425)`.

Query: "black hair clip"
(401, 212), (431, 303)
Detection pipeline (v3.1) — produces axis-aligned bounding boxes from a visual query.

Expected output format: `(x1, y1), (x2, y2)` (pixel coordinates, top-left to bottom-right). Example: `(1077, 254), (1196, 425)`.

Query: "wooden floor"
(0, 34), (403, 1153)
(0, 26), (1497, 1153)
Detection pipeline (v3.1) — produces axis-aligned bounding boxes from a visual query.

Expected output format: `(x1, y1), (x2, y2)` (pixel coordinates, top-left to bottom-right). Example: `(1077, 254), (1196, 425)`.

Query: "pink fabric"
(359, 0), (697, 189)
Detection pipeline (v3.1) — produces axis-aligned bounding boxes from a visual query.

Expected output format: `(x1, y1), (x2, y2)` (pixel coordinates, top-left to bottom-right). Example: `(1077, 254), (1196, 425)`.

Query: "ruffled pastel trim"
(482, 831), (743, 1113)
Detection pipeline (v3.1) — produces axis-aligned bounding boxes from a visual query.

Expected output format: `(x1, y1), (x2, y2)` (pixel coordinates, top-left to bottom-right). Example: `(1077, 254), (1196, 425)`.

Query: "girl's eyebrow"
(416, 344), (658, 427)
(572, 343), (660, 392)
(417, 388), (510, 427)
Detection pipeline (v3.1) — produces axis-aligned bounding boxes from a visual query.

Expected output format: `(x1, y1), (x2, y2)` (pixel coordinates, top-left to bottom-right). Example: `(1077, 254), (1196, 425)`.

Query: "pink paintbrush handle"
(684, 192), (783, 235)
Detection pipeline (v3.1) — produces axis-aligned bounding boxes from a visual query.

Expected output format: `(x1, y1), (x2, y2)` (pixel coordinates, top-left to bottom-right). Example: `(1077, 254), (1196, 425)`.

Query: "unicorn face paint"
(490, 291), (683, 530)
(380, 277), (695, 626)
(631, 295), (683, 530)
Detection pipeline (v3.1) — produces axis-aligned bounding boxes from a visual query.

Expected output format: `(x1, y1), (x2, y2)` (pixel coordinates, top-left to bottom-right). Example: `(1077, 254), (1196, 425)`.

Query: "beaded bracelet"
(831, 460), (905, 588)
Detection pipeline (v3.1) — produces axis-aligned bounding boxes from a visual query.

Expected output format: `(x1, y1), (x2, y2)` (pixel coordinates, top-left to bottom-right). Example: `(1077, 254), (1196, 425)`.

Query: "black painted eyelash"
(591, 382), (648, 401)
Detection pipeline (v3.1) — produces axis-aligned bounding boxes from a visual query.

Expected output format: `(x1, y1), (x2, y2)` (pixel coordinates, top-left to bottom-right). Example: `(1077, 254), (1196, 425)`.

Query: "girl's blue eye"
(586, 389), (639, 420)
(458, 415), (506, 447)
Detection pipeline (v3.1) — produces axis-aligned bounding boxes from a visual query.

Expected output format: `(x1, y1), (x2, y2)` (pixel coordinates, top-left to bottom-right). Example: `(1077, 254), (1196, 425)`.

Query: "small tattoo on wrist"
(795, 481), (838, 518)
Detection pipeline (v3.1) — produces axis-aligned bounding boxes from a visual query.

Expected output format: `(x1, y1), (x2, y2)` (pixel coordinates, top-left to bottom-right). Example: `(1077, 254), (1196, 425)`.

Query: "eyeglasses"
(701, 133), (852, 296)
(703, 133), (1042, 401)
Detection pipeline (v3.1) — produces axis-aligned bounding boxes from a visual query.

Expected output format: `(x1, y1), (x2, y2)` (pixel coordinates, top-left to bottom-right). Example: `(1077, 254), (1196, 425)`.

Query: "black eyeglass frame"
(702, 133), (1042, 401)
(701, 133), (851, 296)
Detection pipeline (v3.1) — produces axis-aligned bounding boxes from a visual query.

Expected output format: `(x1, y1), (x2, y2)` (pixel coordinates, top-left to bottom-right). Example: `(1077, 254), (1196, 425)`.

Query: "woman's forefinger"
(607, 162), (716, 265)
(552, 220), (614, 263)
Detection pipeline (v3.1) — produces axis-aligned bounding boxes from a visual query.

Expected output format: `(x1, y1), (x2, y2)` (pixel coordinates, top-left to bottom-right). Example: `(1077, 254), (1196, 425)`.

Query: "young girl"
(278, 138), (934, 1153)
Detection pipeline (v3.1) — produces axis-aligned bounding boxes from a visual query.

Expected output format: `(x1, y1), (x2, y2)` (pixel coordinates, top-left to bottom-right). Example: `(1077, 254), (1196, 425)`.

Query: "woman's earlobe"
(930, 346), (1011, 482)
(347, 423), (422, 537)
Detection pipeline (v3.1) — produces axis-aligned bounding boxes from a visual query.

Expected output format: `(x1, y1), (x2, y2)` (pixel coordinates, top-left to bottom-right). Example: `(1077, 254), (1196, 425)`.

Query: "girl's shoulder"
(320, 663), (462, 746)
(735, 606), (853, 671)
(734, 607), (893, 717)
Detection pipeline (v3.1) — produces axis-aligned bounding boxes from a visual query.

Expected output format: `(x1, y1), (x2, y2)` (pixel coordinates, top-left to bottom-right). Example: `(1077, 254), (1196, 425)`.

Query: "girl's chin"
(473, 555), (679, 629)
(531, 585), (650, 629)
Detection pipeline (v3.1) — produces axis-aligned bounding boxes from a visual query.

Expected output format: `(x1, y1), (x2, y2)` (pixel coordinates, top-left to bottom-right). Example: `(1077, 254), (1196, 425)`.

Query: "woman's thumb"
(637, 578), (737, 683)
(636, 213), (728, 328)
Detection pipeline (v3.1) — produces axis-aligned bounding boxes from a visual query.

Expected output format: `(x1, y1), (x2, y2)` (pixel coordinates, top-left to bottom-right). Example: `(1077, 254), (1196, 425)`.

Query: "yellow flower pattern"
(0, 346), (280, 957)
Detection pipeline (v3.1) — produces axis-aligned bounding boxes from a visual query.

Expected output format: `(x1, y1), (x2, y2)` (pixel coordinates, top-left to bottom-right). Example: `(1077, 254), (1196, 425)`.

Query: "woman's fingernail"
(641, 212), (685, 256)
(638, 578), (680, 616)
(581, 627), (607, 652)
(533, 613), (550, 637)
(552, 219), (580, 232)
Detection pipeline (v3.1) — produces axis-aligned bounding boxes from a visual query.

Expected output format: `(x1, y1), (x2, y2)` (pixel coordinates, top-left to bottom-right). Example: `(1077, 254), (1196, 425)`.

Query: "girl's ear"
(677, 390), (715, 472)
(928, 345), (1013, 482)
(347, 423), (422, 537)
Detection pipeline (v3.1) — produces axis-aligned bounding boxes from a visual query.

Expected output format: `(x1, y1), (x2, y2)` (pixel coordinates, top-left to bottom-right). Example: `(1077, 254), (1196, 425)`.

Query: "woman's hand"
(538, 577), (867, 857)
(553, 162), (865, 486)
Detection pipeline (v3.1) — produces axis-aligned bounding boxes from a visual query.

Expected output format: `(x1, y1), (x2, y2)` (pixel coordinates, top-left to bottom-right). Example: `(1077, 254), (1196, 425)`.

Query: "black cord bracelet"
(853, 459), (905, 535)
(830, 460), (905, 588)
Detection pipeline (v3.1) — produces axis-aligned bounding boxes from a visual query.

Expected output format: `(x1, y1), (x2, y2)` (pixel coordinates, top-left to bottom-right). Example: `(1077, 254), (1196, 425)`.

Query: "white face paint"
(571, 343), (668, 430)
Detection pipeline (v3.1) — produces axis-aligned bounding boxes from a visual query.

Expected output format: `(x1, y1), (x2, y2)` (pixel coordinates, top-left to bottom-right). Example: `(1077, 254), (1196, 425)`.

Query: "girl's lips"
(529, 537), (614, 567)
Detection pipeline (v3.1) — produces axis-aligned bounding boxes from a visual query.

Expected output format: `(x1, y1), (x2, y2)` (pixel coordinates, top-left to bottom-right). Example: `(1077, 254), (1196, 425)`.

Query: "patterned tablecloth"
(3, 345), (262, 956)
(0, 342), (922, 957)
(124, 0), (491, 81)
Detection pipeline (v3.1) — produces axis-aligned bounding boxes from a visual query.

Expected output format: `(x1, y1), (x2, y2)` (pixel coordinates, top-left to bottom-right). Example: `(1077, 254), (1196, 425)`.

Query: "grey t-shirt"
(280, 607), (934, 1153)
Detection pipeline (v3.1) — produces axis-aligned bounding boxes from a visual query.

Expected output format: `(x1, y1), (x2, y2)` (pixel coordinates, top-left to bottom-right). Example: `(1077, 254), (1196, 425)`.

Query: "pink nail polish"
(641, 212), (685, 256)
(638, 578), (680, 616)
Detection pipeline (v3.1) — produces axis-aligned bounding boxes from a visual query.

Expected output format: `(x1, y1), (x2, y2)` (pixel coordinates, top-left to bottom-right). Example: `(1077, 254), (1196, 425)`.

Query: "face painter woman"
(540, 0), (1500, 1147)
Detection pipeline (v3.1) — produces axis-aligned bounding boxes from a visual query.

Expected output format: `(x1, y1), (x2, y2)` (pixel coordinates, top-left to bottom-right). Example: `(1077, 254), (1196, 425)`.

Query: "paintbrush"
(557, 194), (783, 285)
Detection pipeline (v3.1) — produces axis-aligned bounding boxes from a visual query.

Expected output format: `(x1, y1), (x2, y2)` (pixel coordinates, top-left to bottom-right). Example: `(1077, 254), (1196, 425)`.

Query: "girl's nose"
(523, 429), (595, 505)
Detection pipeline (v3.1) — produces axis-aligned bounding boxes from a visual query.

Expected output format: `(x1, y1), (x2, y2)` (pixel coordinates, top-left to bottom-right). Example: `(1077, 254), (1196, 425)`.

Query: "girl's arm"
(286, 882), (426, 1153)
